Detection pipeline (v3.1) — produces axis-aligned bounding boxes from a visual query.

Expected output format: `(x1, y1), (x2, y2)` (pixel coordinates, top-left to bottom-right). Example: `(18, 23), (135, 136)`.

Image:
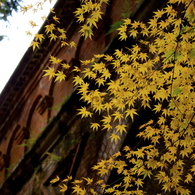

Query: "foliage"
(0, 0), (22, 40)
(18, 130), (37, 148)
(107, 0), (140, 34)
(23, 0), (195, 194)
(0, 0), (21, 21)
(46, 152), (62, 162)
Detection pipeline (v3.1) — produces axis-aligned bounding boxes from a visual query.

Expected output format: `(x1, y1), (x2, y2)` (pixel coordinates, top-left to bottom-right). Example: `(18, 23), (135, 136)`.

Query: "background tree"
(0, 0), (22, 40)
(0, 0), (21, 21)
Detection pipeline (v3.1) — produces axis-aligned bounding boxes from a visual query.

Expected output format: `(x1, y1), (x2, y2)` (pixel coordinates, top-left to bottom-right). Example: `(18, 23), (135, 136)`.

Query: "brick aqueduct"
(0, 0), (166, 194)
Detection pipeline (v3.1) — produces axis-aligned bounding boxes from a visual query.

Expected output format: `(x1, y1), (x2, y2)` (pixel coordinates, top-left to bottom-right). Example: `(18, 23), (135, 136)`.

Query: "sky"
(0, 0), (57, 93)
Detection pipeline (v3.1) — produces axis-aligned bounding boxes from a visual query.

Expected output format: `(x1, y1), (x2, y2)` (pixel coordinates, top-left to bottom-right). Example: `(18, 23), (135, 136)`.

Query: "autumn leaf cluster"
(22, 0), (195, 194)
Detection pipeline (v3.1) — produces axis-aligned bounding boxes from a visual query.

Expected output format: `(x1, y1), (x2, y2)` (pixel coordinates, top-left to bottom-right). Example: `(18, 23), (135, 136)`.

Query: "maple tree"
(22, 0), (195, 194)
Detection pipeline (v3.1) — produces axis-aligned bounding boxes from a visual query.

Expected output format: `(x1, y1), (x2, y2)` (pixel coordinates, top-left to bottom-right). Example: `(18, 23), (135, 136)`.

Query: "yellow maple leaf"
(73, 75), (84, 85)
(139, 52), (148, 61)
(50, 8), (55, 13)
(112, 151), (121, 157)
(20, 6), (29, 14)
(45, 23), (55, 34)
(95, 179), (104, 185)
(57, 27), (66, 34)
(125, 108), (138, 121)
(77, 107), (92, 118)
(72, 180), (83, 184)
(153, 103), (162, 113)
(135, 178), (144, 187)
(69, 41), (76, 47)
(72, 66), (81, 72)
(26, 30), (32, 36)
(53, 15), (60, 23)
(102, 123), (112, 130)
(123, 146), (131, 151)
(79, 24), (93, 39)
(103, 102), (112, 112)
(90, 188), (97, 195)
(96, 77), (105, 87)
(91, 10), (103, 21)
(110, 133), (121, 142)
(54, 71), (66, 82)
(184, 173), (193, 183)
(59, 184), (67, 192)
(101, 115), (112, 124)
(49, 56), (62, 64)
(43, 67), (55, 80)
(30, 41), (39, 51)
(34, 34), (44, 42)
(49, 33), (58, 41)
(104, 55), (113, 61)
(77, 14), (85, 23)
(129, 29), (138, 38)
(83, 177), (93, 185)
(74, 7), (84, 17)
(61, 63), (70, 69)
(61, 41), (69, 47)
(72, 185), (82, 194)
(116, 124), (127, 134)
(62, 175), (72, 182)
(90, 123), (100, 131)
(149, 43), (156, 54)
(41, 16), (47, 21)
(59, 33), (67, 40)
(94, 54), (104, 58)
(50, 175), (60, 184)
(29, 20), (38, 27)
(87, 17), (98, 28)
(153, 9), (165, 18)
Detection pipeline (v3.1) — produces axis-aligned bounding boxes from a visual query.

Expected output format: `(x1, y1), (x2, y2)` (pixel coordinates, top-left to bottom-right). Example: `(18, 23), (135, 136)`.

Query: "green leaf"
(107, 20), (125, 35)
(173, 87), (181, 96)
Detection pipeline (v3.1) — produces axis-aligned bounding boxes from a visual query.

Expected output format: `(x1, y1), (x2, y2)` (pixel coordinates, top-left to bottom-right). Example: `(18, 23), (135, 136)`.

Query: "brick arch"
(26, 95), (42, 129)
(48, 78), (55, 121)
(5, 124), (25, 176)
(0, 151), (6, 172)
(47, 61), (74, 119)
(26, 95), (42, 142)
(25, 95), (48, 149)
